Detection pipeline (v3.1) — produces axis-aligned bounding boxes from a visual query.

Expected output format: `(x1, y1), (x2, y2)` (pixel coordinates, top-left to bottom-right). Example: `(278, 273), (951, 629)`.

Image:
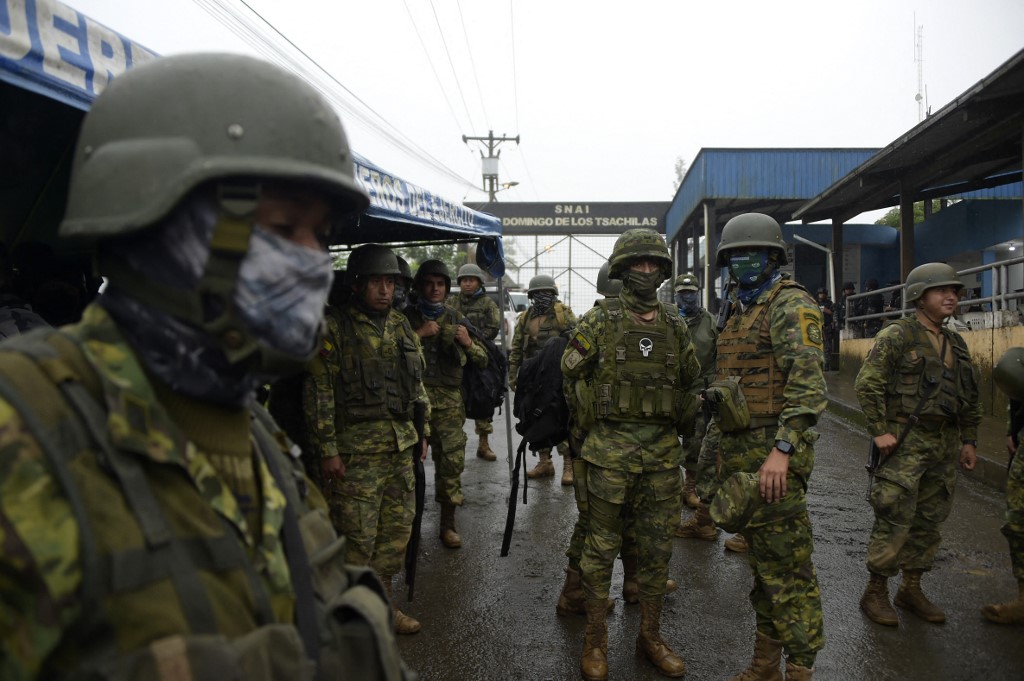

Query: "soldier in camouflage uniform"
(448, 263), (502, 461)
(303, 244), (430, 635)
(510, 274), (577, 483)
(985, 347), (1024, 624)
(405, 260), (489, 549)
(711, 213), (826, 681)
(855, 262), (981, 628)
(0, 54), (411, 680)
(562, 229), (699, 680)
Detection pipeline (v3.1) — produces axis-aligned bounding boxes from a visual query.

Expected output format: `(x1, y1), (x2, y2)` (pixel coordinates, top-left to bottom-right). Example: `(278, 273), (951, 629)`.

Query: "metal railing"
(842, 256), (1024, 335)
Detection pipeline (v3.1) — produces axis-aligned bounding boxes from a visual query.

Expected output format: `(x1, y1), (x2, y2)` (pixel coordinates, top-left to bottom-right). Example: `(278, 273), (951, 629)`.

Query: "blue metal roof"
(666, 148), (880, 242)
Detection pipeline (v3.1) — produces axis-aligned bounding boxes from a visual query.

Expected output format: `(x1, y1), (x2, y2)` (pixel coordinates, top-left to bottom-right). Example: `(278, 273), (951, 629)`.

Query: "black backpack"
(513, 335), (570, 449)
(461, 318), (508, 420)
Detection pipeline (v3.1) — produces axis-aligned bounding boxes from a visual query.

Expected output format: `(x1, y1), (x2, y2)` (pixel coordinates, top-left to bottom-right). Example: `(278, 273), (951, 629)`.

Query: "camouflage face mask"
(728, 251), (771, 288)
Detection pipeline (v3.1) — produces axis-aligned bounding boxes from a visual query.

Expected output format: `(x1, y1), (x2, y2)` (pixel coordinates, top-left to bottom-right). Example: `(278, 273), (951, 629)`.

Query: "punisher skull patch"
(639, 337), (654, 357)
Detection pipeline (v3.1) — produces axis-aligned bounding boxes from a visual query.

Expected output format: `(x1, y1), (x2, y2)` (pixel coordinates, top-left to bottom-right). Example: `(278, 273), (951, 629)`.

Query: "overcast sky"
(69, 0), (1024, 213)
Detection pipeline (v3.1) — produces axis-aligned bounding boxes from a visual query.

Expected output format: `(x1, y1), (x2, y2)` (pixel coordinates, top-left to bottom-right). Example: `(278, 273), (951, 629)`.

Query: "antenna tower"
(914, 22), (925, 122)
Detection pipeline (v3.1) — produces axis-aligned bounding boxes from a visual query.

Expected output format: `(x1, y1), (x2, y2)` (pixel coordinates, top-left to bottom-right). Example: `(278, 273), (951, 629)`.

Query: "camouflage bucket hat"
(709, 472), (763, 533)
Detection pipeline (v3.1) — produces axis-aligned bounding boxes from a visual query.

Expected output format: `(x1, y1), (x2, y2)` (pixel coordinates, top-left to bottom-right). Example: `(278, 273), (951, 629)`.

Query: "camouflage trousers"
(566, 460), (646, 569)
(580, 464), (682, 602)
(473, 418), (493, 436)
(428, 406), (467, 506)
(682, 412), (708, 472)
(866, 421), (958, 576)
(719, 426), (824, 667)
(329, 445), (415, 576)
(1005, 449), (1024, 578)
(694, 420), (723, 501)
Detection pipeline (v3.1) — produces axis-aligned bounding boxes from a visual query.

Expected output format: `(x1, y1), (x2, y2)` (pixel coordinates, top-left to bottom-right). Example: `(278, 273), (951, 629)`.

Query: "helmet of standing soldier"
(674, 274), (700, 292)
(709, 472), (764, 533)
(596, 261), (622, 297)
(396, 255), (413, 285)
(414, 259), (452, 293)
(994, 347), (1024, 401)
(715, 213), (787, 267)
(457, 263), (487, 291)
(607, 228), (672, 280)
(61, 53), (368, 239)
(345, 244), (401, 284)
(904, 263), (963, 304)
(528, 274), (558, 296)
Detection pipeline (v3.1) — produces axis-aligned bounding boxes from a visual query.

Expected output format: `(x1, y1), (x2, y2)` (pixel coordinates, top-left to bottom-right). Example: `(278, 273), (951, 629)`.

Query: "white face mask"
(234, 226), (334, 357)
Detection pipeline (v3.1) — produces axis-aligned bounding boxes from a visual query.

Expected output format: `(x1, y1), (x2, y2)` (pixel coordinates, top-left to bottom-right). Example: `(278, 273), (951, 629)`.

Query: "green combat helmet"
(457, 263), (487, 290)
(608, 228), (672, 279)
(528, 274), (558, 295)
(415, 259), (452, 293)
(596, 261), (622, 297)
(994, 347), (1024, 401)
(396, 255), (414, 285)
(674, 273), (699, 292)
(715, 213), (787, 266)
(346, 244), (401, 284)
(709, 471), (764, 533)
(904, 262), (963, 304)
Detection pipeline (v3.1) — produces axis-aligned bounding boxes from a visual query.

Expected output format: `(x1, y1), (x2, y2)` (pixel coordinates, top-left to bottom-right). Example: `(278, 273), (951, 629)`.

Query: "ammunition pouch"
(705, 376), (751, 433)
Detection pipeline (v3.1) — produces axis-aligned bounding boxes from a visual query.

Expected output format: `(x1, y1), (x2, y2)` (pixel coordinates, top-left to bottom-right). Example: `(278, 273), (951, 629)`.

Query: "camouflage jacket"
(303, 304), (430, 458)
(509, 301), (576, 385)
(561, 301), (699, 472)
(854, 315), (981, 441)
(0, 304), (335, 678)
(404, 305), (489, 411)
(683, 307), (718, 392)
(447, 290), (501, 341)
(718, 278), (827, 447)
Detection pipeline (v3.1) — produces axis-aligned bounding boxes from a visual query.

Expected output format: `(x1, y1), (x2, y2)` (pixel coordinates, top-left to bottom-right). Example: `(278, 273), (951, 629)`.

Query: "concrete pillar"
(899, 187), (915, 281)
(703, 200), (718, 312)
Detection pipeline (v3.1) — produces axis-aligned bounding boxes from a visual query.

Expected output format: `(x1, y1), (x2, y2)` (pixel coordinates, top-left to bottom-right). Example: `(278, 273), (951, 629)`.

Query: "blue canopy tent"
(0, 0), (504, 277)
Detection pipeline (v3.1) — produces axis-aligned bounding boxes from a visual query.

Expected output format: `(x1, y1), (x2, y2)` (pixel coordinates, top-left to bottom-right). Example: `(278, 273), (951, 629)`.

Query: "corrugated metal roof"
(666, 148), (879, 242)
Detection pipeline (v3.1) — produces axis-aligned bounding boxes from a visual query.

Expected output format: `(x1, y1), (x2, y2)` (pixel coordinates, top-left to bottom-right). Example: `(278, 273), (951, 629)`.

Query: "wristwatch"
(962, 439), (978, 447)
(774, 440), (795, 455)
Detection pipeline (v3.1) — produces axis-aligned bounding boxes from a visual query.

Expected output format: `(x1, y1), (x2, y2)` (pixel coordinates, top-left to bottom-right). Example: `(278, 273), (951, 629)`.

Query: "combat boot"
(675, 504), (717, 540)
(476, 433), (496, 461)
(784, 661), (814, 681)
(895, 570), (945, 623)
(561, 456), (574, 486)
(380, 575), (421, 635)
(981, 578), (1024, 624)
(635, 600), (686, 677)
(439, 502), (462, 549)
(527, 450), (555, 479)
(581, 599), (609, 681)
(557, 567), (586, 616)
(728, 631), (782, 681)
(683, 470), (701, 509)
(859, 572), (898, 626)
(725, 533), (749, 553)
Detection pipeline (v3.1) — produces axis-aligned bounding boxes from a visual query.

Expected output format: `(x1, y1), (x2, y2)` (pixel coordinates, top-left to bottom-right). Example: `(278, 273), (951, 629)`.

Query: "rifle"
(716, 297), (733, 331)
(864, 440), (882, 501)
(404, 401), (427, 601)
(500, 440), (529, 557)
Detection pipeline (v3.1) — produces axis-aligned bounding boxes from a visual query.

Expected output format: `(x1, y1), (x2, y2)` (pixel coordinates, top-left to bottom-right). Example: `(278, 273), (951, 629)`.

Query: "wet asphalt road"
(394, 410), (1022, 681)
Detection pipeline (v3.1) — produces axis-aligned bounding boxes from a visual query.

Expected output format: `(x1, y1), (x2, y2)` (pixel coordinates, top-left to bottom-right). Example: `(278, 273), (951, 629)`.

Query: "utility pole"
(463, 130), (520, 201)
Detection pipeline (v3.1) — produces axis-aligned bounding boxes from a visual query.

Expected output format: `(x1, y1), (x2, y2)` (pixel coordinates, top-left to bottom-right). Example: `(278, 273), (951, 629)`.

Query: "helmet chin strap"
(916, 303), (947, 329)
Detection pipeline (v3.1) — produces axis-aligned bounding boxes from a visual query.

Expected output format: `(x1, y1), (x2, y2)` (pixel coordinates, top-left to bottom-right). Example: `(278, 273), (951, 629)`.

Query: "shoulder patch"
(319, 338), (334, 357)
(798, 308), (824, 350)
(569, 331), (592, 357)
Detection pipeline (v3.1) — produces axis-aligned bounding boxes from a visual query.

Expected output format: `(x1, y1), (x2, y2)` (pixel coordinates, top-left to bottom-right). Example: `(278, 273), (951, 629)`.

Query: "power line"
(401, 0), (467, 137)
(455, 0), (489, 129)
(509, 0), (520, 133)
(428, 0), (478, 132)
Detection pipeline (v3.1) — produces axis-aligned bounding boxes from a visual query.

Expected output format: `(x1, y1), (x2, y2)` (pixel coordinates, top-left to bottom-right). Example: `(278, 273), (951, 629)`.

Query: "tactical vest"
(685, 309), (717, 386)
(590, 299), (685, 424)
(716, 281), (804, 418)
(413, 306), (464, 388)
(336, 306), (421, 423)
(0, 329), (405, 681)
(520, 303), (570, 361)
(884, 318), (975, 421)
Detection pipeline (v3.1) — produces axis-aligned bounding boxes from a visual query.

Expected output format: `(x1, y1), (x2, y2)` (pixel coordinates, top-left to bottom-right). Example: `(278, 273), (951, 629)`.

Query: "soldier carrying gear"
(448, 263), (502, 461)
(562, 228), (700, 680)
(305, 243), (430, 636)
(984, 347), (1024, 625)
(713, 213), (826, 680)
(406, 260), (489, 549)
(510, 274), (577, 483)
(669, 273), (721, 530)
(855, 262), (981, 630)
(0, 53), (414, 680)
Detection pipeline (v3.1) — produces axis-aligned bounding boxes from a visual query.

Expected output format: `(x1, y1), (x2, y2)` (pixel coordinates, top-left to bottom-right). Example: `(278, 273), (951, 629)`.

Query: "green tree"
(875, 199), (946, 228)
(673, 156), (689, 192)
